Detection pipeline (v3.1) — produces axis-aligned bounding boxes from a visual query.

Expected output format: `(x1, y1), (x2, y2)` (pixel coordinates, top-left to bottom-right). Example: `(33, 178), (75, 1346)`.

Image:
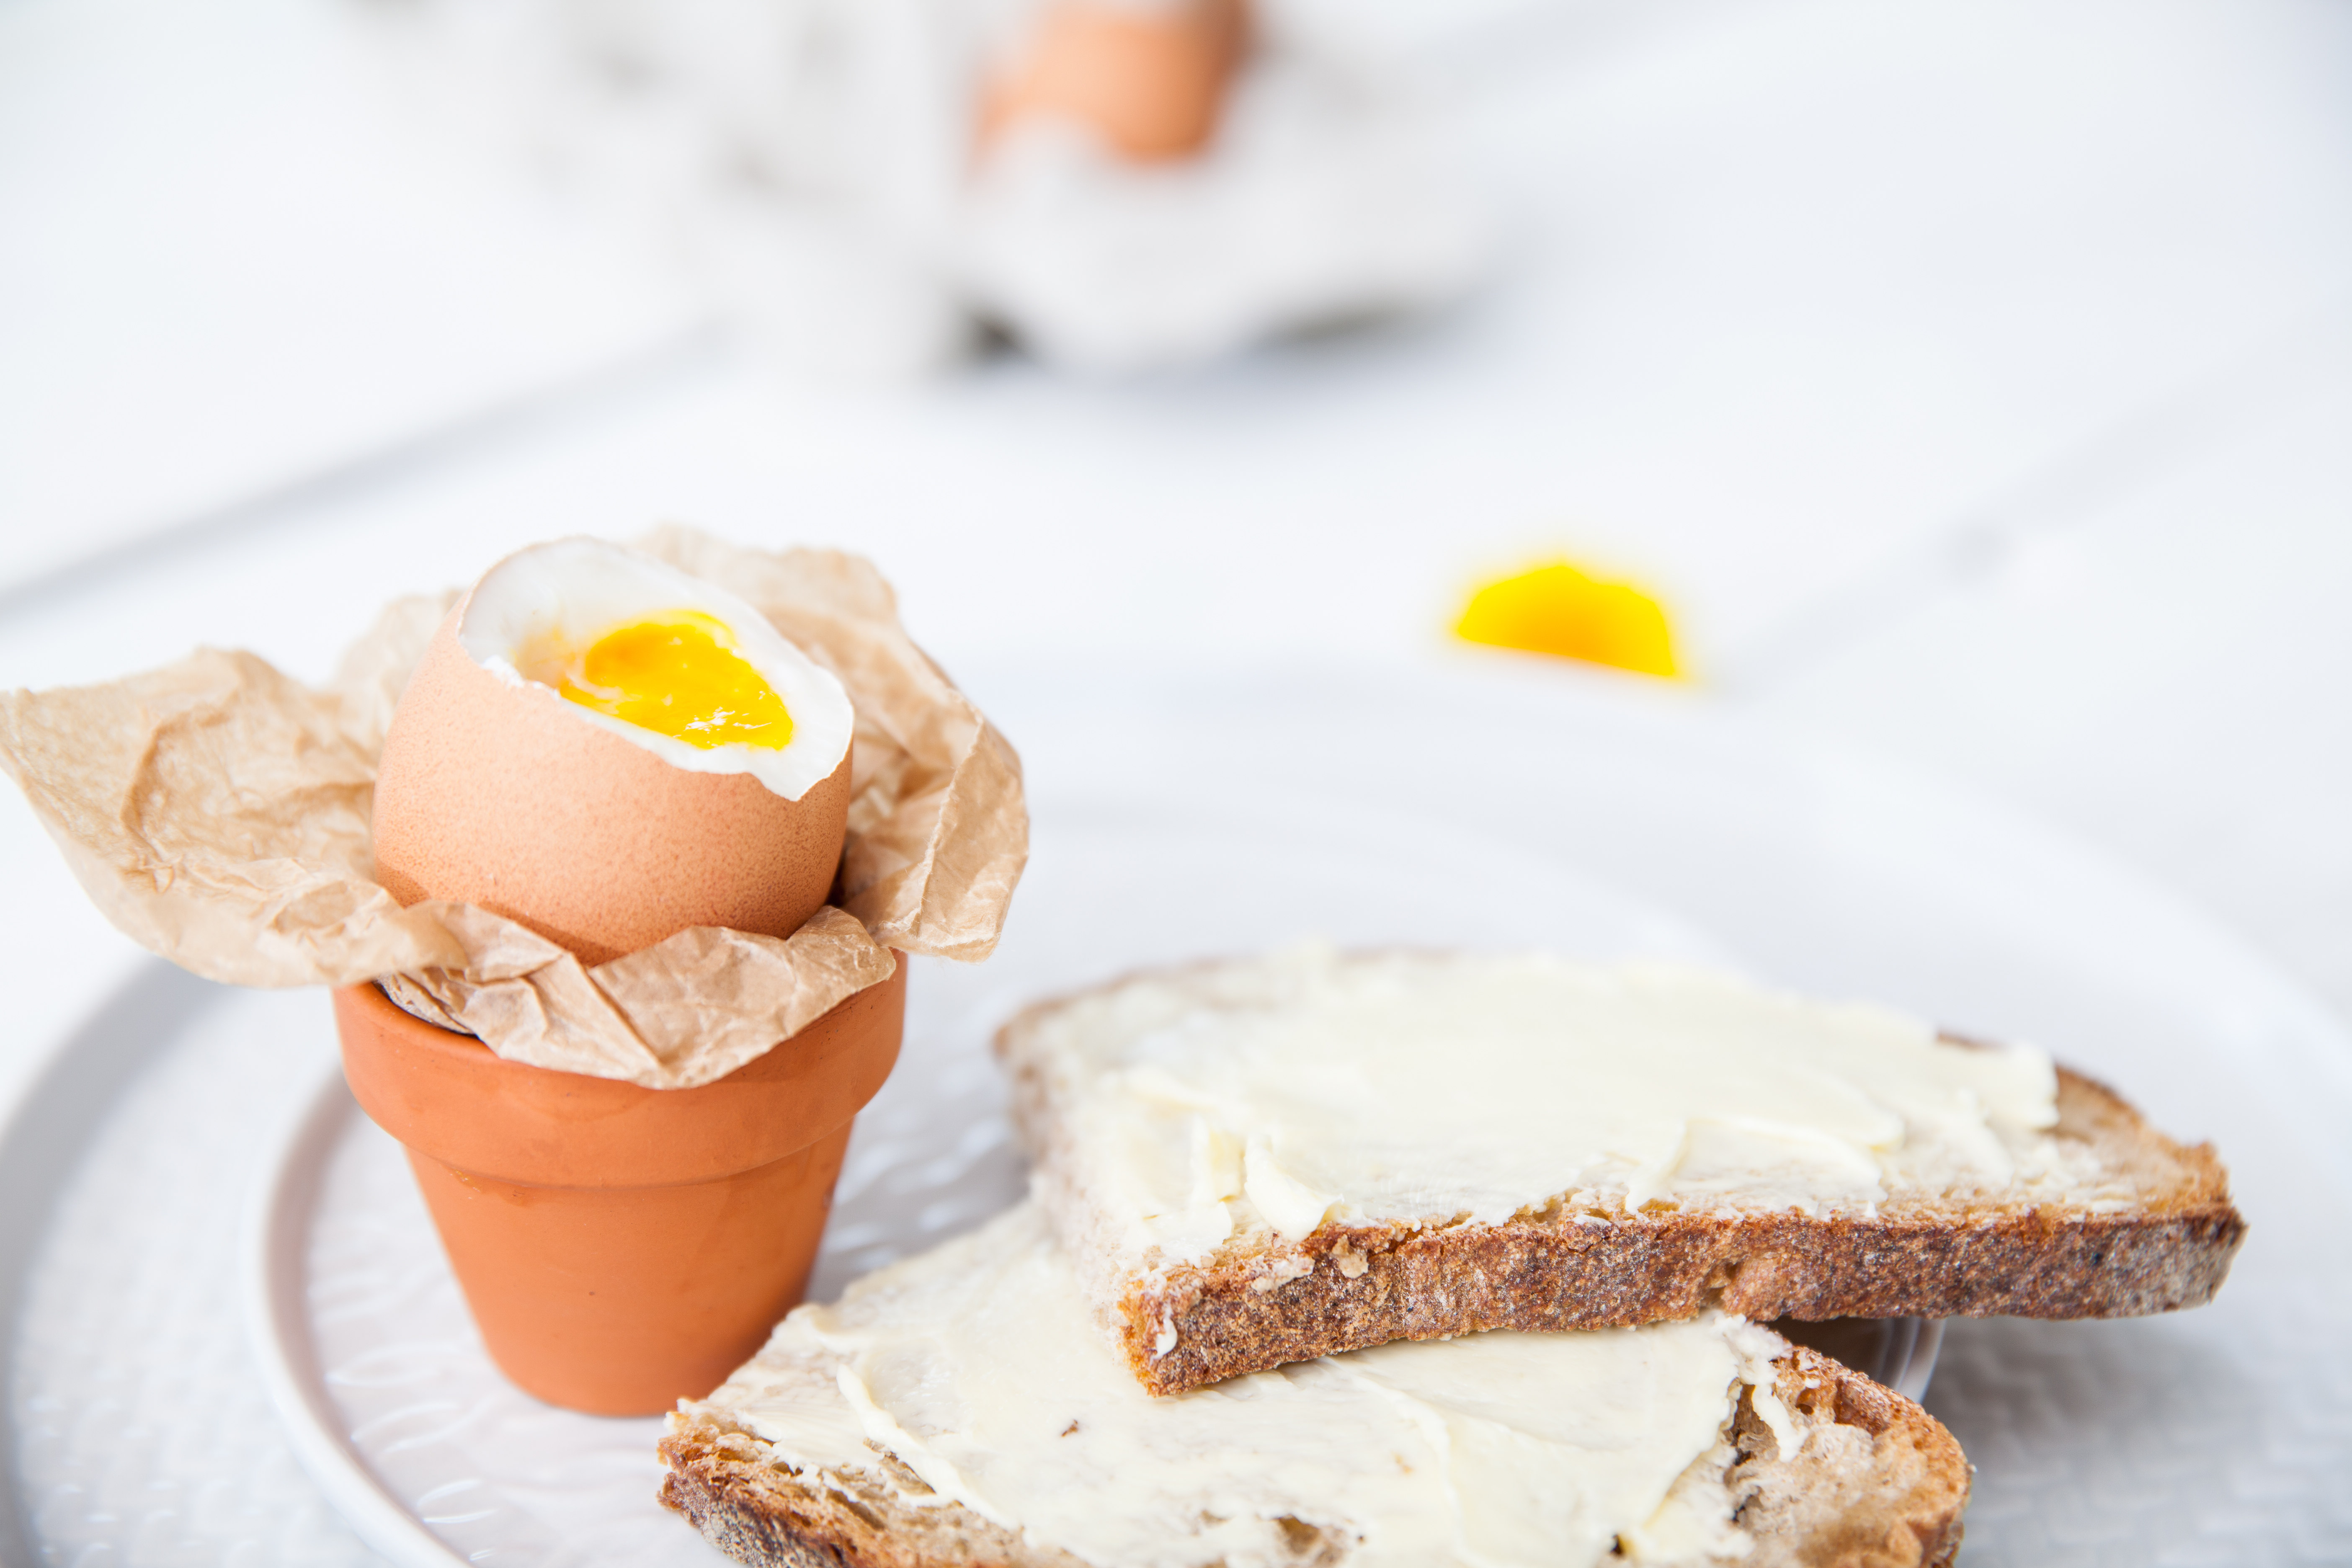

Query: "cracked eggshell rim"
(458, 536), (853, 803)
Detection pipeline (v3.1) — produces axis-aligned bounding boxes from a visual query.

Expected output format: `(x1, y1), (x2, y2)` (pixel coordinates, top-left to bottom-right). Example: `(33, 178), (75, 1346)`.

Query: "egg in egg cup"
(347, 539), (896, 1416)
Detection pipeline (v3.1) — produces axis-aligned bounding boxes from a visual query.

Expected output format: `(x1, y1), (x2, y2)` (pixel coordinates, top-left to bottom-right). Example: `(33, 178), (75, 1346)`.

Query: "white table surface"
(2, 0), (2349, 1560)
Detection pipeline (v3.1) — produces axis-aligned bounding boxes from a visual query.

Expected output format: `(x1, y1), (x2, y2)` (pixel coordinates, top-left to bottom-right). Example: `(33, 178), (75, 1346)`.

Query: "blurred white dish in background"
(965, 50), (1485, 371)
(390, 0), (1488, 375)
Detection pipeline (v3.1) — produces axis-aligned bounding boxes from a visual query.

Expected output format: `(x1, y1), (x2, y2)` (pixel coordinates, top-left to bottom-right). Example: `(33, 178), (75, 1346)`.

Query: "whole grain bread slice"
(998, 962), (2246, 1397)
(658, 1343), (1968, 1568)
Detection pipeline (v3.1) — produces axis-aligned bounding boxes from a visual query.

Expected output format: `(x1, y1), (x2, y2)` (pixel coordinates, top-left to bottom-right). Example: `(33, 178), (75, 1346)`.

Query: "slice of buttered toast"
(660, 1204), (1970, 1568)
(997, 948), (2246, 1395)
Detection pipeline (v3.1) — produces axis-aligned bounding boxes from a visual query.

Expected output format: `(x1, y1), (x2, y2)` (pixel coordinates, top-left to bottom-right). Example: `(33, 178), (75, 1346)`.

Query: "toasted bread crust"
(1050, 1067), (2244, 1396)
(659, 1420), (1088, 1568)
(659, 1348), (1967, 1568)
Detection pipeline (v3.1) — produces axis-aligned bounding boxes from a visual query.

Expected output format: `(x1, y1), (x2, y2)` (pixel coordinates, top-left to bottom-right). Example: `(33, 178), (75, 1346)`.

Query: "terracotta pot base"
(401, 1123), (853, 1413)
(334, 959), (904, 1416)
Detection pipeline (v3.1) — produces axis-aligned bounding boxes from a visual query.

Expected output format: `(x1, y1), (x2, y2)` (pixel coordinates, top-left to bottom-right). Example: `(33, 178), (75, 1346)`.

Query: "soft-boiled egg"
(372, 539), (855, 966)
(1455, 560), (1683, 680)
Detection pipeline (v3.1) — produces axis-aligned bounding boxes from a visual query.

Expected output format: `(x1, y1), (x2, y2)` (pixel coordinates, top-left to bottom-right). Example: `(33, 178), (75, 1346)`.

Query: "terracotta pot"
(333, 957), (905, 1416)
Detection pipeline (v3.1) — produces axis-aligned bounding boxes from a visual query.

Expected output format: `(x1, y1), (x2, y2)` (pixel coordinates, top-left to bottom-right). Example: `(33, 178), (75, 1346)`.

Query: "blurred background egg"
(1455, 560), (1683, 681)
(371, 539), (855, 965)
(979, 0), (1250, 164)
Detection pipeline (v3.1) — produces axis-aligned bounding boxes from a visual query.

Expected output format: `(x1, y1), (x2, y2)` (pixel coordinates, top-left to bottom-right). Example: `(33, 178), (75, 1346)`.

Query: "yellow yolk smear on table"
(1455, 561), (1682, 679)
(547, 611), (795, 750)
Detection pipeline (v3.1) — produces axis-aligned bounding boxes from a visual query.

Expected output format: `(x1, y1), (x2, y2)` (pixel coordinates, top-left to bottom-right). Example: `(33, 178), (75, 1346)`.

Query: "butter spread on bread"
(677, 1204), (1831, 1568)
(1029, 949), (2082, 1263)
(998, 947), (2244, 1395)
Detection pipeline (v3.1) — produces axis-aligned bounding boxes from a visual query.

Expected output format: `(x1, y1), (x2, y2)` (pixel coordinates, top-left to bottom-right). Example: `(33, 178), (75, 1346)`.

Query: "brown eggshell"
(980, 0), (1251, 164)
(371, 608), (850, 966)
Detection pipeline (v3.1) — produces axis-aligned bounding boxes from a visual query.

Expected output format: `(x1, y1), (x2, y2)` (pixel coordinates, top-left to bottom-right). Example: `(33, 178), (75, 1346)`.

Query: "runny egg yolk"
(539, 611), (795, 750)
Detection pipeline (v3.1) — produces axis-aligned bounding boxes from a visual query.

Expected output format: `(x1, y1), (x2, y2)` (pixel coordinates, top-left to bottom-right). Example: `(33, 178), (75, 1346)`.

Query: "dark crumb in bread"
(1092, 1068), (2244, 1396)
(658, 1347), (1966, 1568)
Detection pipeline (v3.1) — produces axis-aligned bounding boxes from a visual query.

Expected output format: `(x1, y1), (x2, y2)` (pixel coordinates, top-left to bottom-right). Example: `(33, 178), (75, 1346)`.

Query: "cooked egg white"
(461, 538), (852, 802)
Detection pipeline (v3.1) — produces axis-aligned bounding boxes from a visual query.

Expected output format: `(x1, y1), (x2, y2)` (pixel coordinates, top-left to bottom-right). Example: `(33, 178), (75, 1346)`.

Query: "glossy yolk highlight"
(548, 611), (794, 750)
(1455, 561), (1681, 679)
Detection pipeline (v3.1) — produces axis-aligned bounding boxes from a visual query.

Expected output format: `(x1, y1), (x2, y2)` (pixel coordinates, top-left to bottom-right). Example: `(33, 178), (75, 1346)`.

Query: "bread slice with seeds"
(995, 948), (2245, 1395)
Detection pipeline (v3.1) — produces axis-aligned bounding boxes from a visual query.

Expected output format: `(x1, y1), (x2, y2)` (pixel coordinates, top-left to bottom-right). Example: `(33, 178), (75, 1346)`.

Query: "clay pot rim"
(334, 958), (905, 1189)
(345, 958), (898, 1089)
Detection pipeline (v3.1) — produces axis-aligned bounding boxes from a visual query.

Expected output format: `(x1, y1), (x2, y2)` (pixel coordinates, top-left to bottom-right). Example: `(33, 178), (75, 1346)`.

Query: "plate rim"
(238, 1058), (469, 1568)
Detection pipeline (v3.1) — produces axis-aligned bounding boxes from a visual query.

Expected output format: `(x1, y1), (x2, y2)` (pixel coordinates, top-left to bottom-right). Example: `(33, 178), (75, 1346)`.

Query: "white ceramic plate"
(246, 1070), (1948, 1568)
(12, 662), (2348, 1565)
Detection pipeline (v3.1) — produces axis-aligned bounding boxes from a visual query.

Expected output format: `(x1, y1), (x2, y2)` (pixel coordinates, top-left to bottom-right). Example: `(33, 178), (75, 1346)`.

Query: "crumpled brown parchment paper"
(0, 529), (1027, 1088)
